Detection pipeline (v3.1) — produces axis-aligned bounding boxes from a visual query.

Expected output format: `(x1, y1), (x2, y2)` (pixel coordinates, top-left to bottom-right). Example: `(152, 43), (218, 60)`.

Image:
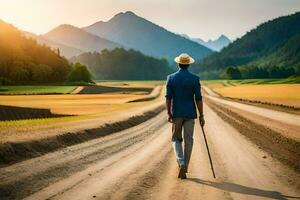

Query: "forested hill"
(194, 12), (300, 78)
(83, 11), (213, 62)
(238, 33), (300, 79)
(0, 20), (72, 84)
(257, 32), (300, 69)
(70, 48), (174, 80)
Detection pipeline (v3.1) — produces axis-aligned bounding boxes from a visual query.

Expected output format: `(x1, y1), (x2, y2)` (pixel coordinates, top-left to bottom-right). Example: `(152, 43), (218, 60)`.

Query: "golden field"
(0, 93), (147, 115)
(0, 81), (163, 116)
(212, 84), (300, 107)
(0, 82), (165, 142)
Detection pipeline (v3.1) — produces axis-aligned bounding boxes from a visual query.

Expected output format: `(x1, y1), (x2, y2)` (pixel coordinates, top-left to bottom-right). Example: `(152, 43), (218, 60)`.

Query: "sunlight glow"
(0, 0), (299, 40)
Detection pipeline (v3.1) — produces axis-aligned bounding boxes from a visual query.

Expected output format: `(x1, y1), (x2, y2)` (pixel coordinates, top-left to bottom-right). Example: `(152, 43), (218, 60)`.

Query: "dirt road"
(1, 99), (299, 200)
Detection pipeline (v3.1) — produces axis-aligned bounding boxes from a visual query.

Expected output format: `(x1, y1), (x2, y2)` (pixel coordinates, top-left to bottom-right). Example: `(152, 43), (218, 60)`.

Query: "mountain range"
(24, 11), (213, 62)
(181, 34), (231, 51)
(82, 11), (212, 62)
(2, 10), (298, 81)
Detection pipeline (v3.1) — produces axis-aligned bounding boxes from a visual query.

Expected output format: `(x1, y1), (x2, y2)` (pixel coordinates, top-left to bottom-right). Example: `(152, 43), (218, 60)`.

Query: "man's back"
(166, 53), (205, 179)
(166, 68), (202, 119)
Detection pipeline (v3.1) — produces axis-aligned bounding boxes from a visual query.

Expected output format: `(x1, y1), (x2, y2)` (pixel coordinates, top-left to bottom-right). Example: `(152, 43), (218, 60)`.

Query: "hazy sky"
(0, 0), (299, 40)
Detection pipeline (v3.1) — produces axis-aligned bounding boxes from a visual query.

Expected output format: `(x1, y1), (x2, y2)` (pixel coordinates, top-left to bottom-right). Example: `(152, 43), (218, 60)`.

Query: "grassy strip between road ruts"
(205, 98), (300, 173)
(0, 105), (165, 167)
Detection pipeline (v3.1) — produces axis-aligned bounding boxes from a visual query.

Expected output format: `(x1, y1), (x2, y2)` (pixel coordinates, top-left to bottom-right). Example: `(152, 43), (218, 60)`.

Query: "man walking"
(166, 53), (205, 179)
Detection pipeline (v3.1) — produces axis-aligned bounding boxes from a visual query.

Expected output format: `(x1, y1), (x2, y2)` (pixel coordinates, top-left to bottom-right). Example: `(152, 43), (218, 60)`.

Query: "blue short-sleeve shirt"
(165, 68), (202, 119)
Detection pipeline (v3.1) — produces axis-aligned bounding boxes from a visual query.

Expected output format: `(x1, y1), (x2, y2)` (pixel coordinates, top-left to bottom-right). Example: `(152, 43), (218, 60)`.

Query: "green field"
(0, 86), (77, 95)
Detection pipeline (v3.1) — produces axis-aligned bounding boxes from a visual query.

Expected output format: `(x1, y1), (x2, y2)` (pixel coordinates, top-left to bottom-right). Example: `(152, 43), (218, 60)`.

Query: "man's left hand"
(199, 115), (205, 127)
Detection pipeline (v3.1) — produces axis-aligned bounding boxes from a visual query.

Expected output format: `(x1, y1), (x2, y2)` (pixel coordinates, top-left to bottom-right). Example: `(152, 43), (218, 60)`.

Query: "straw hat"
(174, 53), (195, 65)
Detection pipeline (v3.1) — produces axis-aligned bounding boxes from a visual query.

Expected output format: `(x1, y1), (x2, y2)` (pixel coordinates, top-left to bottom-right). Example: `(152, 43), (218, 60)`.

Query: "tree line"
(219, 66), (297, 80)
(70, 48), (174, 80)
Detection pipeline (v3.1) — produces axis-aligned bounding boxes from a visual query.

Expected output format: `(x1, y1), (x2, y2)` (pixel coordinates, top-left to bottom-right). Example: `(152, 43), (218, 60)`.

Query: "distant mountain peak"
(87, 11), (138, 28)
(124, 11), (136, 16)
(48, 24), (81, 34)
(83, 11), (212, 61)
(54, 24), (77, 29)
(217, 34), (231, 41)
(183, 34), (231, 51)
(44, 23), (122, 53)
(113, 11), (138, 20)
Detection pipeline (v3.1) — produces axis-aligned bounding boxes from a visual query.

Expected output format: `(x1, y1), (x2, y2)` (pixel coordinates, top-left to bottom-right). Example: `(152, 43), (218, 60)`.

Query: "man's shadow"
(187, 178), (300, 200)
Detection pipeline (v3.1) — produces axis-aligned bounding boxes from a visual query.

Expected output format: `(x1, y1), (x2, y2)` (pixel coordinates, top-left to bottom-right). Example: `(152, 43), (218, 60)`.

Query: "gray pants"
(171, 118), (195, 169)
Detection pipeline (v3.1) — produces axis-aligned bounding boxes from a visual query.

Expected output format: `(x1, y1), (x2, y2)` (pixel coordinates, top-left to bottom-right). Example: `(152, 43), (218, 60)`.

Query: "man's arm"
(196, 100), (205, 127)
(195, 78), (205, 127)
(196, 100), (204, 116)
(166, 99), (173, 123)
(165, 75), (173, 123)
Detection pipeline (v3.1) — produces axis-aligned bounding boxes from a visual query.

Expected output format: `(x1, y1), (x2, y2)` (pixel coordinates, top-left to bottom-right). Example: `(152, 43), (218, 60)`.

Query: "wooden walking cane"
(201, 125), (216, 178)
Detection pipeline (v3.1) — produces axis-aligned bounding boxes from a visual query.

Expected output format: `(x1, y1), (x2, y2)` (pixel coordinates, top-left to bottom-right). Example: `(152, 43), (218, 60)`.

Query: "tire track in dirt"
(99, 147), (173, 200)
(0, 111), (167, 200)
(0, 105), (164, 167)
(25, 120), (172, 200)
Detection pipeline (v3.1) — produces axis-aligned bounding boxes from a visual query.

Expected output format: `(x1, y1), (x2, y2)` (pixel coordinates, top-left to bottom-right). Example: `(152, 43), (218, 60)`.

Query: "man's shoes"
(178, 165), (187, 179)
